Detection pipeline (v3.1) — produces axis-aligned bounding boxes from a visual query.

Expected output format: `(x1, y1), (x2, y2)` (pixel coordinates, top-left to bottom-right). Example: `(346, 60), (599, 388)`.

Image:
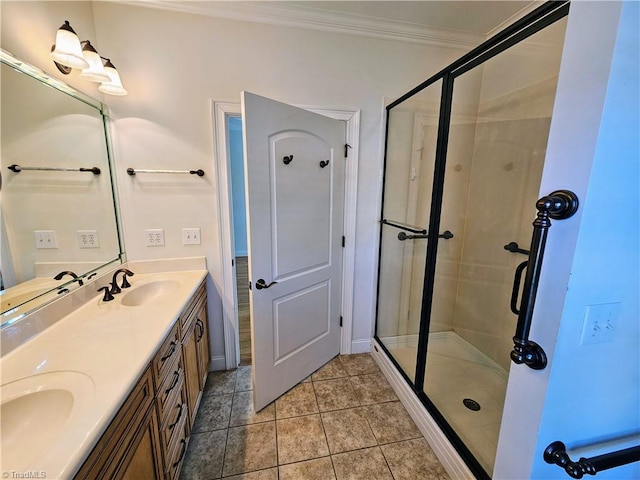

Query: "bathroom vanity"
(0, 265), (210, 480)
(75, 279), (209, 480)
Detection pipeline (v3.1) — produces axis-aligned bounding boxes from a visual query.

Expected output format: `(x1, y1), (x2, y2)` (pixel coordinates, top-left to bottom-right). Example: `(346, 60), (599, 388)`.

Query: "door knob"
(255, 278), (278, 290)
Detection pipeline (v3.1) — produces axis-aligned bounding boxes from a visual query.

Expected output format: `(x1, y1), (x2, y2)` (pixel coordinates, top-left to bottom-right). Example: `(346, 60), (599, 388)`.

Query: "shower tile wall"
(451, 76), (560, 371)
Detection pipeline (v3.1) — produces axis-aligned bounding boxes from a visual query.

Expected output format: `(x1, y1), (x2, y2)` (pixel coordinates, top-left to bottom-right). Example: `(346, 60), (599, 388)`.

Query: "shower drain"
(463, 398), (481, 411)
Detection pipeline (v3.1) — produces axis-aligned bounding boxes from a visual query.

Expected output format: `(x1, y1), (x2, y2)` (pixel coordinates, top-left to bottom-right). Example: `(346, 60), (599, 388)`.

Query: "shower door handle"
(510, 260), (528, 315)
(510, 190), (579, 370)
(397, 230), (454, 241)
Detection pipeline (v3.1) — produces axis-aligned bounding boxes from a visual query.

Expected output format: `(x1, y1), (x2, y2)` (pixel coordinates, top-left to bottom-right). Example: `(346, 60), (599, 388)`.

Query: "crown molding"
(117, 1), (484, 49)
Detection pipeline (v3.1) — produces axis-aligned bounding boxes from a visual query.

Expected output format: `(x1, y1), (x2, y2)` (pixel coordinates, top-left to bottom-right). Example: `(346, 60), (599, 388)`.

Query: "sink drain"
(463, 398), (481, 411)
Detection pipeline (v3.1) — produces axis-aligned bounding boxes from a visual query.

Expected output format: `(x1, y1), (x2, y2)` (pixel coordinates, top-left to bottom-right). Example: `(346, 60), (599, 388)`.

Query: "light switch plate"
(34, 230), (58, 249)
(182, 228), (201, 245)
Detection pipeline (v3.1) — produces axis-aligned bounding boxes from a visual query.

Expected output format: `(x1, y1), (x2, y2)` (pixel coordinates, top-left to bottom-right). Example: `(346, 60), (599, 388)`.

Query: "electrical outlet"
(145, 229), (165, 247)
(77, 230), (100, 248)
(580, 302), (621, 345)
(34, 230), (58, 249)
(182, 228), (201, 245)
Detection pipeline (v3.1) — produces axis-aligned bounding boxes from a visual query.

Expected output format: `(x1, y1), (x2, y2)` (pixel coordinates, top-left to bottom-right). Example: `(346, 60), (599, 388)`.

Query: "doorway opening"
(227, 115), (251, 365)
(212, 101), (360, 372)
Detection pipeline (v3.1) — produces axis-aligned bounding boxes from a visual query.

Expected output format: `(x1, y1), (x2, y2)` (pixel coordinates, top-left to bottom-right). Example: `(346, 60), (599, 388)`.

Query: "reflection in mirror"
(0, 50), (124, 326)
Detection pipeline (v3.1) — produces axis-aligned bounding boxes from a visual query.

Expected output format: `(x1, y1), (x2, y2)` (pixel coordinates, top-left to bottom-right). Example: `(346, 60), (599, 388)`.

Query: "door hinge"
(342, 236), (345, 248)
(340, 316), (343, 327)
(344, 143), (351, 158)
(248, 281), (252, 291)
(232, 258), (235, 267)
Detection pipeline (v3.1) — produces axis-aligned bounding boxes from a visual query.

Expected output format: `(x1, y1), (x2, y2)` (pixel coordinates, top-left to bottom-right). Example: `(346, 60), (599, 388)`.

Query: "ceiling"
(122, 1), (540, 47)
(266, 1), (535, 35)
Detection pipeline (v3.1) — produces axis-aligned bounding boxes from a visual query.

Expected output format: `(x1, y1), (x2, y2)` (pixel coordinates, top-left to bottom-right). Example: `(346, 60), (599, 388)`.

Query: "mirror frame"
(0, 49), (125, 327)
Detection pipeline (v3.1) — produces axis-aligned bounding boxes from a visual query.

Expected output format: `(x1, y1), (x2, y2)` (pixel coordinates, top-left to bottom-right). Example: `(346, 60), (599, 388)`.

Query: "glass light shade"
(99, 61), (128, 96)
(50, 22), (89, 69)
(80, 42), (110, 82)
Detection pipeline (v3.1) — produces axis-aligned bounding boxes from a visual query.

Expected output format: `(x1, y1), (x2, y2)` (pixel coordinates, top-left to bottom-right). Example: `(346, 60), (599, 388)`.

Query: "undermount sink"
(120, 280), (181, 306)
(1, 371), (95, 470)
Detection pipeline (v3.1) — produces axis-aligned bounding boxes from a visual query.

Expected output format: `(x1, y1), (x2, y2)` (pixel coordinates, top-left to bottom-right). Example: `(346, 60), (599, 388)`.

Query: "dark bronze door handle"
(255, 278), (278, 290)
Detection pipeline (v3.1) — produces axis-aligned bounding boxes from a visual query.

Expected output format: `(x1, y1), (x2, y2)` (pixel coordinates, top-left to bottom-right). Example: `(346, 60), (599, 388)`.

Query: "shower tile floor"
(382, 332), (508, 476)
(180, 353), (449, 480)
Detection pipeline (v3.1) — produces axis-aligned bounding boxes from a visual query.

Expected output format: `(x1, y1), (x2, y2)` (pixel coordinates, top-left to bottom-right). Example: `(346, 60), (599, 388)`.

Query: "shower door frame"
(374, 2), (570, 478)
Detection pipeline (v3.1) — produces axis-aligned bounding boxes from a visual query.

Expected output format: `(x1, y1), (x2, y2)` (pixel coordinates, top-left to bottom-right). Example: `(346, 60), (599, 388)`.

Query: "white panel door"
(241, 91), (345, 411)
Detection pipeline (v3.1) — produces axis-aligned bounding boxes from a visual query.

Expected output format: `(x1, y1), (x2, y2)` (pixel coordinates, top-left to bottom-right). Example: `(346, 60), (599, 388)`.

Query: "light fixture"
(80, 41), (110, 82)
(50, 20), (89, 72)
(50, 20), (127, 96)
(99, 59), (128, 96)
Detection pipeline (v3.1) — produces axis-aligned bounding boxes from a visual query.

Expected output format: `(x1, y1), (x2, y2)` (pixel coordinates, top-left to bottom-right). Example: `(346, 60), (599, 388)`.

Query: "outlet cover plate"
(145, 229), (165, 247)
(580, 302), (621, 345)
(77, 230), (100, 248)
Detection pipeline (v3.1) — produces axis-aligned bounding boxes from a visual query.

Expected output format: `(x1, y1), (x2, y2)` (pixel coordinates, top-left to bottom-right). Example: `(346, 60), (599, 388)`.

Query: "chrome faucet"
(110, 268), (134, 295)
(54, 270), (83, 286)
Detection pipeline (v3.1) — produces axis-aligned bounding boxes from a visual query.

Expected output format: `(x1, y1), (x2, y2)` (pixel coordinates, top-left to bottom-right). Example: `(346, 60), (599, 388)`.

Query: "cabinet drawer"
(157, 355), (185, 421)
(179, 283), (206, 335)
(164, 413), (190, 480)
(159, 383), (188, 452)
(152, 322), (181, 389)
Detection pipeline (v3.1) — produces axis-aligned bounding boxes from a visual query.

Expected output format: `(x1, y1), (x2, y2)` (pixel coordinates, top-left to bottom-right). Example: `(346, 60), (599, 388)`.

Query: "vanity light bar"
(126, 168), (205, 177)
(8, 164), (101, 175)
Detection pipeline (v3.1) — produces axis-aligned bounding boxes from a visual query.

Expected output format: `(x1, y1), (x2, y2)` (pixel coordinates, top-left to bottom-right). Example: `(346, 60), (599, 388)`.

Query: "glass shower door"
(375, 3), (569, 477)
(376, 79), (442, 383)
(421, 17), (568, 476)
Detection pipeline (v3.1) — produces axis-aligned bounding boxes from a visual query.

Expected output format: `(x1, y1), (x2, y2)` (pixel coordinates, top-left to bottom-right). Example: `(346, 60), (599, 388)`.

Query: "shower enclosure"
(375, 3), (569, 478)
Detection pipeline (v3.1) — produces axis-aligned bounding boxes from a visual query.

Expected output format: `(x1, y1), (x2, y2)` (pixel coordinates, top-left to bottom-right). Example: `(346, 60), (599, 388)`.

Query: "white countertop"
(0, 268), (208, 479)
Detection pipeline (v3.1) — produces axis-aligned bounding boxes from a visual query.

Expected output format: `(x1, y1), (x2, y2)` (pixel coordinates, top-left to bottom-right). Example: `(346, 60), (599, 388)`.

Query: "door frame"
(212, 99), (360, 369)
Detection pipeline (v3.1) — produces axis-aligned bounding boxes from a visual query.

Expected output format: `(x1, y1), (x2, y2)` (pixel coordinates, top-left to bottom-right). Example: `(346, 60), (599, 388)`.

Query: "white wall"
(87, 2), (466, 364)
(495, 2), (639, 477)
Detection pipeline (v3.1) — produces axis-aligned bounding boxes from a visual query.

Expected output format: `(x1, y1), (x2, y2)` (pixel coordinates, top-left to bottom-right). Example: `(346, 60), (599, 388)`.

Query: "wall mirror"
(0, 49), (124, 327)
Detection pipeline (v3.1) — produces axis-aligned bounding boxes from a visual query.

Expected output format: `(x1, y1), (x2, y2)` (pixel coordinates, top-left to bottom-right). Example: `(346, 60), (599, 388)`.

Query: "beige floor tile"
(331, 447), (393, 480)
(205, 369), (237, 396)
(223, 468), (278, 480)
(223, 422), (277, 476)
(381, 438), (450, 480)
(349, 373), (397, 405)
(313, 378), (360, 412)
(279, 457), (336, 480)
(179, 429), (226, 480)
(230, 390), (275, 426)
(276, 414), (329, 465)
(275, 382), (319, 419)
(191, 393), (232, 433)
(363, 401), (422, 444)
(339, 354), (380, 376)
(311, 356), (348, 381)
(235, 365), (253, 392)
(321, 407), (377, 454)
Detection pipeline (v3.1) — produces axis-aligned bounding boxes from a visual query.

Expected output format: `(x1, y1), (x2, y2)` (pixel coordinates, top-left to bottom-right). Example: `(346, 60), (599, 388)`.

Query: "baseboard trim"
(370, 338), (475, 480)
(350, 338), (371, 354)
(210, 355), (227, 371)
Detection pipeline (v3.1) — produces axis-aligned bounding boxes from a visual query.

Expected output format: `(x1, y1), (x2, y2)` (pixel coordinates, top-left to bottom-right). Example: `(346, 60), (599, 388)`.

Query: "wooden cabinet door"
(119, 405), (163, 480)
(195, 303), (210, 388)
(182, 318), (201, 427)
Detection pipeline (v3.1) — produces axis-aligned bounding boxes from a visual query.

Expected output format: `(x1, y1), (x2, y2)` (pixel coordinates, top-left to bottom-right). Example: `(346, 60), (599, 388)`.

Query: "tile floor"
(180, 353), (449, 480)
